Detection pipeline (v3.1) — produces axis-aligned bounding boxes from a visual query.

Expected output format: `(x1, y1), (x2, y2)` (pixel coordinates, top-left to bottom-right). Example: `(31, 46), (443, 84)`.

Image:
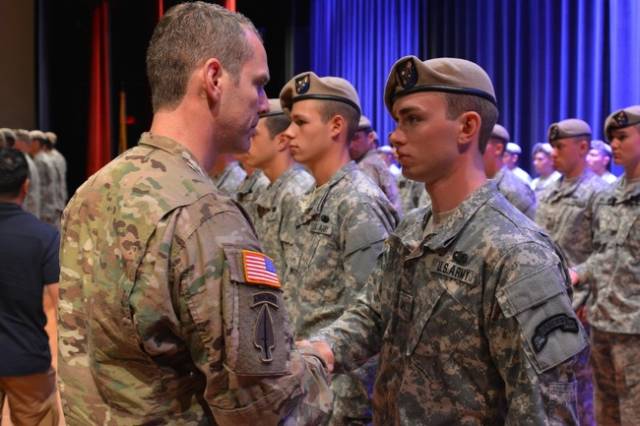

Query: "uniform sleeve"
(316, 247), (388, 373)
(488, 241), (587, 424)
(172, 209), (331, 425)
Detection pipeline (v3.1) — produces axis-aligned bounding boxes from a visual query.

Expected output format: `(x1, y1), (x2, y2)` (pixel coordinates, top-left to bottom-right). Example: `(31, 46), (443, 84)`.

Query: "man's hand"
(297, 339), (335, 373)
(569, 268), (580, 287)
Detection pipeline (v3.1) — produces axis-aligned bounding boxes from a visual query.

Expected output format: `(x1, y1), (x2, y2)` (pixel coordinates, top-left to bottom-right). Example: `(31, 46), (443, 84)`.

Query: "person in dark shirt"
(0, 148), (60, 426)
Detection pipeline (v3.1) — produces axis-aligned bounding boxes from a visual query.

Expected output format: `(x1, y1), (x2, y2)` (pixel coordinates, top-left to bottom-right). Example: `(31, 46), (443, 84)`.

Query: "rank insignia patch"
(295, 74), (310, 94)
(397, 58), (418, 89)
(242, 250), (281, 288)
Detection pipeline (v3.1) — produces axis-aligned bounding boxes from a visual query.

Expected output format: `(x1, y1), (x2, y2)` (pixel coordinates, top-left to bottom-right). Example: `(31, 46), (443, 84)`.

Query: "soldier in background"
(504, 141), (533, 185)
(301, 55), (586, 425)
(536, 118), (609, 426)
(531, 142), (561, 196)
(349, 115), (402, 216)
(208, 153), (246, 198)
(587, 139), (617, 184)
(45, 131), (68, 207)
(57, 3), (331, 424)
(483, 124), (537, 218)
(30, 131), (60, 228)
(13, 130), (41, 219)
(242, 99), (314, 280)
(571, 105), (640, 425)
(279, 72), (398, 425)
(235, 153), (269, 224)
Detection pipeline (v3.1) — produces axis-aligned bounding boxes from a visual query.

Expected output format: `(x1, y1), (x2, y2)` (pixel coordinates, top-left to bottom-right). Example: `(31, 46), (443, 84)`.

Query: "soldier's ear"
(457, 111), (481, 148)
(202, 58), (223, 107)
(276, 133), (290, 152)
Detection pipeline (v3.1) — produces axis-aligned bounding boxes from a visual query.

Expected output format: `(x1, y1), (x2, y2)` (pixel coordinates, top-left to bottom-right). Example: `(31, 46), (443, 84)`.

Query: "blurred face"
(610, 126), (640, 171)
(482, 138), (504, 177)
(217, 30), (270, 153)
(586, 149), (609, 175)
(282, 100), (333, 166)
(245, 118), (279, 169)
(389, 92), (460, 183)
(503, 152), (517, 169)
(551, 137), (585, 175)
(349, 130), (373, 161)
(533, 151), (554, 177)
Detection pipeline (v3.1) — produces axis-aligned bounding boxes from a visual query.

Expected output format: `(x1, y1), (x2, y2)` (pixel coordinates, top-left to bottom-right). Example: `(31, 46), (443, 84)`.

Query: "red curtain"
(86, 0), (112, 176)
(224, 0), (236, 11)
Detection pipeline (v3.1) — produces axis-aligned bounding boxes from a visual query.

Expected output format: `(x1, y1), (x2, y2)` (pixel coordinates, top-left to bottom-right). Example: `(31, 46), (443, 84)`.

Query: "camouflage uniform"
(493, 166), (537, 219)
(252, 165), (314, 280)
(33, 151), (60, 228)
(574, 176), (640, 425)
(535, 168), (607, 425)
(316, 181), (588, 425)
(282, 161), (398, 425)
(397, 174), (426, 214)
(211, 161), (246, 198)
(236, 170), (270, 225)
(49, 148), (68, 209)
(357, 149), (402, 216)
(58, 133), (332, 425)
(23, 154), (41, 219)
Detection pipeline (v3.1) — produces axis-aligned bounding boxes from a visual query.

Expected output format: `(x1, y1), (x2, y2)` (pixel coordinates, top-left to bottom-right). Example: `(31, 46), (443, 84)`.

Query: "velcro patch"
(532, 314), (579, 353)
(430, 257), (476, 285)
(242, 250), (281, 288)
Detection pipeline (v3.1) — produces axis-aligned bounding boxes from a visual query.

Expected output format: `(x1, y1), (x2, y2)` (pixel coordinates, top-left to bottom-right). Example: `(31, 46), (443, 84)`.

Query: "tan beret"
(506, 142), (522, 155)
(0, 128), (16, 142)
(384, 56), (496, 113)
(358, 115), (372, 131)
(491, 124), (510, 142)
(280, 72), (361, 116)
(604, 105), (640, 140)
(15, 129), (31, 142)
(532, 142), (553, 156)
(29, 130), (47, 141)
(260, 99), (285, 118)
(547, 119), (591, 142)
(44, 131), (57, 145)
(591, 139), (612, 155)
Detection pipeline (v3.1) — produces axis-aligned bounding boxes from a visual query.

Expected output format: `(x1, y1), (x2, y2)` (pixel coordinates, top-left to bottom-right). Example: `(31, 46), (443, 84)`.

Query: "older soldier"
(349, 115), (402, 216)
(57, 3), (331, 424)
(531, 142), (561, 196)
(208, 154), (247, 197)
(535, 118), (609, 425)
(235, 154), (269, 224)
(280, 72), (398, 425)
(13, 130), (41, 219)
(571, 105), (640, 426)
(243, 99), (314, 277)
(29, 131), (60, 228)
(587, 139), (617, 184)
(301, 56), (587, 425)
(44, 131), (68, 206)
(483, 124), (537, 218)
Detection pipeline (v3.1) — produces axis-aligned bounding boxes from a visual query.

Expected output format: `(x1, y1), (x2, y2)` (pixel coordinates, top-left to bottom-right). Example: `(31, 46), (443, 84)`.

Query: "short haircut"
(318, 100), (360, 141)
(146, 1), (260, 113)
(442, 93), (499, 153)
(1, 129), (16, 147)
(264, 115), (291, 139)
(532, 143), (552, 157)
(0, 148), (29, 197)
(15, 129), (31, 143)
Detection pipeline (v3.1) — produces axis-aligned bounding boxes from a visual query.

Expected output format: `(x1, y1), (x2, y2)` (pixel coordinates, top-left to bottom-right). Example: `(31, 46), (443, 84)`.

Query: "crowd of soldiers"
(0, 2), (631, 425)
(0, 128), (67, 229)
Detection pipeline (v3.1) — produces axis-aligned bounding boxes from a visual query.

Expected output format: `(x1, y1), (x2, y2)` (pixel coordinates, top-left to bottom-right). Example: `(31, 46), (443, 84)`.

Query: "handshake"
(296, 339), (336, 373)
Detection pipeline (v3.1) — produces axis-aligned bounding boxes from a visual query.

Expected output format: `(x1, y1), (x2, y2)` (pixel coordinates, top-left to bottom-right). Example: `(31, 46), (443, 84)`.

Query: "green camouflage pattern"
(317, 181), (588, 425)
(58, 133), (331, 425)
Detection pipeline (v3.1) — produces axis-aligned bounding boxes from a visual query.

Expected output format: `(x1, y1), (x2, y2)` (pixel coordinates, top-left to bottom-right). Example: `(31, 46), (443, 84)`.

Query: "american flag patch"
(242, 250), (281, 288)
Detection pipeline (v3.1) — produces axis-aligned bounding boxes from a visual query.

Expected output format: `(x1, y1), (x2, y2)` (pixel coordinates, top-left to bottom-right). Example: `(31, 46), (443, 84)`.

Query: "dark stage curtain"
(310, 0), (640, 175)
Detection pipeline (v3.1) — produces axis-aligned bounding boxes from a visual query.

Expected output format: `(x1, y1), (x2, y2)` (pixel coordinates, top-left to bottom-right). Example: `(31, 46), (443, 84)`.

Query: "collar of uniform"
(493, 167), (507, 185)
(614, 175), (640, 202)
(215, 161), (241, 184)
(553, 168), (596, 200)
(138, 132), (207, 178)
(419, 180), (497, 252)
(306, 161), (358, 215)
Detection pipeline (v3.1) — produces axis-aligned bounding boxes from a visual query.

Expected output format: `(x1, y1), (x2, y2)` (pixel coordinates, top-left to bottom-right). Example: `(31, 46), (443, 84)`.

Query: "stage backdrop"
(310, 0), (640, 176)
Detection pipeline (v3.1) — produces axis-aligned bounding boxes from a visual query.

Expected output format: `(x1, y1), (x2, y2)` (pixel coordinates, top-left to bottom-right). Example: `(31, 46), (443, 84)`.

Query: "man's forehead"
(392, 92), (444, 115)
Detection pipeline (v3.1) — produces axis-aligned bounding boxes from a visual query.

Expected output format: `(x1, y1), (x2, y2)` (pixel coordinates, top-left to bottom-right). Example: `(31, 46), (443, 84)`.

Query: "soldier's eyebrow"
(396, 106), (421, 117)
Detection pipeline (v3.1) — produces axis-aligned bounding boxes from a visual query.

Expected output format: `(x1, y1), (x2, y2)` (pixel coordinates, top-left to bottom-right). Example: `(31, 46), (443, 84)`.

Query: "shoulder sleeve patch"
(241, 249), (281, 288)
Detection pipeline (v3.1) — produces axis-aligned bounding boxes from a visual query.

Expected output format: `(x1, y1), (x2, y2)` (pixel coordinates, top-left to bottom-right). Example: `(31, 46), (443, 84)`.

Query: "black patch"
(549, 125), (559, 141)
(453, 251), (469, 265)
(614, 111), (628, 127)
(532, 314), (579, 353)
(295, 74), (310, 94)
(396, 58), (418, 89)
(251, 292), (279, 363)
